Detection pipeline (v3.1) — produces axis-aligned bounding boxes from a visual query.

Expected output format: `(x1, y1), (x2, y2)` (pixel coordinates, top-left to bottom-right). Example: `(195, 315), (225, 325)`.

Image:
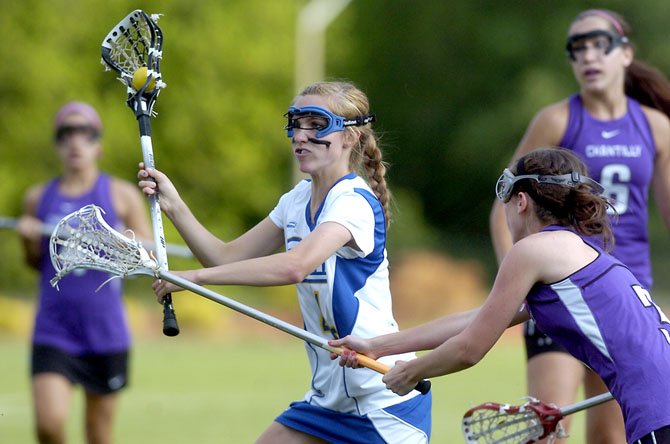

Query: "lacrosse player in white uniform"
(138, 80), (432, 444)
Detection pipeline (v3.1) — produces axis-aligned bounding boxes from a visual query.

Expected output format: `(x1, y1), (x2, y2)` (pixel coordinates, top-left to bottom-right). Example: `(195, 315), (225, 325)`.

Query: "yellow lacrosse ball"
(132, 66), (156, 91)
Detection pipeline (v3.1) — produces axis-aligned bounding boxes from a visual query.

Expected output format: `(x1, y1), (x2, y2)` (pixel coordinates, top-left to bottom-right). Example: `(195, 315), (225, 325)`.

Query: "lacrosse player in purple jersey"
(17, 101), (151, 444)
(489, 9), (670, 443)
(333, 147), (670, 444)
(138, 81), (431, 444)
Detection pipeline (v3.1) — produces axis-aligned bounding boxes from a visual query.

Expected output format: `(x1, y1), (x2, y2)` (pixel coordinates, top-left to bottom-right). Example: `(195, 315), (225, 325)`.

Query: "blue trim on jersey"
(305, 172), (357, 230)
(332, 188), (386, 338)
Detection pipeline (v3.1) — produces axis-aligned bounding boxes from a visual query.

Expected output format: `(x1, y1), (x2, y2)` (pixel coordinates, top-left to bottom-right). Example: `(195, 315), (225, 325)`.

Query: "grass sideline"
(0, 329), (586, 443)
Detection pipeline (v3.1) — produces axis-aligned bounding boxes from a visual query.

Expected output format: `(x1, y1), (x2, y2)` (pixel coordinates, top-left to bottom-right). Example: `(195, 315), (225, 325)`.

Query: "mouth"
(582, 68), (601, 80)
(294, 147), (310, 155)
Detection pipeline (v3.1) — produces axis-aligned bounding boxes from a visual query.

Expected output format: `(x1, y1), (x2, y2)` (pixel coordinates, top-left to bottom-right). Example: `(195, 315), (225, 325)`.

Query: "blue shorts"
(275, 393), (431, 444)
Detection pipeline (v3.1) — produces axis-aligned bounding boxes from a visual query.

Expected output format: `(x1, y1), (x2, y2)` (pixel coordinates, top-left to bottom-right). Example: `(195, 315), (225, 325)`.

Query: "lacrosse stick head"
(462, 398), (565, 444)
(49, 204), (158, 288)
(101, 10), (166, 116)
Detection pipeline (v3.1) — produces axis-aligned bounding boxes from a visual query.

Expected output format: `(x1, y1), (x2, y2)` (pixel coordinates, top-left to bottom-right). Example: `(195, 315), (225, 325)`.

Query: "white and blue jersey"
(269, 173), (431, 442)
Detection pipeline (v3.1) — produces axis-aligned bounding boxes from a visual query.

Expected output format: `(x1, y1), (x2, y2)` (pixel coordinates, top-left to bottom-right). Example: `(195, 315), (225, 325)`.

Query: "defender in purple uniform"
(490, 9), (670, 442)
(333, 148), (670, 443)
(17, 102), (150, 444)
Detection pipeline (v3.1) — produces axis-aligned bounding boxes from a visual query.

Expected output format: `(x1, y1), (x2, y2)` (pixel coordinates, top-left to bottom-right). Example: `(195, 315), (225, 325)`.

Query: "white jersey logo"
(601, 129), (621, 139)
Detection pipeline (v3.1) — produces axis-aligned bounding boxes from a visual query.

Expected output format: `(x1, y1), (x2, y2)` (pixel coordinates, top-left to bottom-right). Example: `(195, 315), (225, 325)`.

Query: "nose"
(291, 127), (311, 142)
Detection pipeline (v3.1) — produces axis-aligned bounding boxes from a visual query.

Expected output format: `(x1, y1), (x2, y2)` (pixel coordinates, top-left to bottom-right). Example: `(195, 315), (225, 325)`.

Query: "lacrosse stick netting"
(101, 9), (166, 109)
(50, 205), (158, 288)
(462, 400), (548, 444)
(462, 391), (614, 443)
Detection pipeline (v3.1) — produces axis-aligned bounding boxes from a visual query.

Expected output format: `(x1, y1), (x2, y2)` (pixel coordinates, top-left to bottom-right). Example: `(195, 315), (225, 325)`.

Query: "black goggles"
(565, 29), (629, 61)
(55, 124), (100, 142)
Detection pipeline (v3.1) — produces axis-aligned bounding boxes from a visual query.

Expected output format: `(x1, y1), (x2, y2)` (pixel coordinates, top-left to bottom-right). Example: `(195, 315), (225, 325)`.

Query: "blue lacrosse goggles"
(284, 105), (376, 138)
(496, 168), (604, 203)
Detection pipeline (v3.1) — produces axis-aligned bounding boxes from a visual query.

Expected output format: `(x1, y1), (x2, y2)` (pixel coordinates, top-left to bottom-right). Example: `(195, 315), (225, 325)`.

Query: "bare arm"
(490, 102), (568, 263)
(16, 185), (46, 269)
(138, 165), (283, 267)
(379, 237), (551, 395)
(151, 220), (352, 295)
(646, 108), (670, 230)
(111, 178), (152, 241)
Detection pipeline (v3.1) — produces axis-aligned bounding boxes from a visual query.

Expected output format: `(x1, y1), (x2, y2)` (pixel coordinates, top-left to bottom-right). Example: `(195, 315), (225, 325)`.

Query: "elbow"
(281, 255), (312, 284)
(284, 267), (307, 284)
(456, 338), (486, 369)
(458, 350), (482, 369)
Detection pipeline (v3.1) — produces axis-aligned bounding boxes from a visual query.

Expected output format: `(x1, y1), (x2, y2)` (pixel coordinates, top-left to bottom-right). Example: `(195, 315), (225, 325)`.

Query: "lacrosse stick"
(0, 216), (193, 258)
(462, 391), (615, 443)
(49, 204), (431, 395)
(100, 10), (178, 336)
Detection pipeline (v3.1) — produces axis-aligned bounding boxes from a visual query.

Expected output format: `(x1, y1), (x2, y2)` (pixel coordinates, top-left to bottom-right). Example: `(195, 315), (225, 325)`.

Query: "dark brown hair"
(512, 147), (614, 250)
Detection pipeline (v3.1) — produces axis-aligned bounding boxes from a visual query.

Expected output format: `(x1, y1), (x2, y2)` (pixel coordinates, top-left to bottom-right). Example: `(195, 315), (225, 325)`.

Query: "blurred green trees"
(1, 1), (669, 298)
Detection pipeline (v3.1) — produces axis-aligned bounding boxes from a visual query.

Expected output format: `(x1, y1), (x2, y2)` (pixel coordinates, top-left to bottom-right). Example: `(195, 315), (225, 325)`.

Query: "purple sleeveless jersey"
(33, 174), (131, 355)
(527, 226), (670, 442)
(560, 94), (655, 288)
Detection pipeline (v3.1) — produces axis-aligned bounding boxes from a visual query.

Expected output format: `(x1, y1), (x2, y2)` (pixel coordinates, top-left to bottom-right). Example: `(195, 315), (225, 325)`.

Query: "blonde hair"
(296, 81), (392, 227)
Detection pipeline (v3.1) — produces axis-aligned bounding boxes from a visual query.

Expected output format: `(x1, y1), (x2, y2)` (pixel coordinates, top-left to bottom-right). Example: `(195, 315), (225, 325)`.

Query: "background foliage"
(1, 0), (669, 300)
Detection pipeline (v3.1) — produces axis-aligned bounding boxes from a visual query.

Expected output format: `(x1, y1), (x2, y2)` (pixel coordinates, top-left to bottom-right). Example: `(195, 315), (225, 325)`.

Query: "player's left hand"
(151, 270), (196, 302)
(382, 360), (419, 396)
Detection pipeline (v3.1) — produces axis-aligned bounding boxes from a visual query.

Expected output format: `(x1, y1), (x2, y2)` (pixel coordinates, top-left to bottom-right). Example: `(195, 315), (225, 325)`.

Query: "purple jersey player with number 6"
(490, 9), (670, 443)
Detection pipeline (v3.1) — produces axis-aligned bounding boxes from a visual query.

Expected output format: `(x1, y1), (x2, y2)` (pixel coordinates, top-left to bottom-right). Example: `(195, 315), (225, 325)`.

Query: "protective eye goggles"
(565, 29), (628, 62)
(284, 105), (376, 138)
(495, 168), (604, 203)
(55, 124), (100, 142)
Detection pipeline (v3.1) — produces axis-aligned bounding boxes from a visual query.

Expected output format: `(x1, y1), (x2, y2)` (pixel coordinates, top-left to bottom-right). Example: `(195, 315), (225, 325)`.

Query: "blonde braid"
(359, 131), (392, 228)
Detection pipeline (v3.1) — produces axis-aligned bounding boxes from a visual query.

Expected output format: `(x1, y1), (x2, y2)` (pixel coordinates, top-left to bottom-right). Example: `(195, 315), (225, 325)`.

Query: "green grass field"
(0, 329), (586, 443)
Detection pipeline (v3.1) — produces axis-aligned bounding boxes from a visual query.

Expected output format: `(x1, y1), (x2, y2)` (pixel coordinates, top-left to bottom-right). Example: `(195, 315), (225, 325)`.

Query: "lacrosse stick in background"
(49, 204), (431, 395)
(100, 10), (178, 336)
(0, 216), (193, 258)
(462, 391), (615, 443)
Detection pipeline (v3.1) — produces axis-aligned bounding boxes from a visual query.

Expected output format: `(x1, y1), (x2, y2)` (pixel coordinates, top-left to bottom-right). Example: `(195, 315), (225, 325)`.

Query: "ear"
(516, 192), (531, 214)
(622, 45), (634, 67)
(343, 128), (360, 149)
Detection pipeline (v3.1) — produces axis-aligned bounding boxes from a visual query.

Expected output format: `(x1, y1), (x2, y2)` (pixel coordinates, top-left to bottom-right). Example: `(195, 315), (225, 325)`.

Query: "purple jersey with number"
(560, 94), (655, 288)
(526, 225), (670, 442)
(33, 174), (131, 355)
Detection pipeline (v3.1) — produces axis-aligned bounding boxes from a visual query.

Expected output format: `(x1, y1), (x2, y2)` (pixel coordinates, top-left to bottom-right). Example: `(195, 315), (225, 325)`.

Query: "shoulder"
(640, 104), (670, 155)
(329, 177), (376, 206)
(517, 99), (571, 156)
(22, 183), (47, 214)
(530, 100), (570, 131)
(509, 229), (590, 283)
(110, 176), (143, 200)
(109, 176), (145, 215)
